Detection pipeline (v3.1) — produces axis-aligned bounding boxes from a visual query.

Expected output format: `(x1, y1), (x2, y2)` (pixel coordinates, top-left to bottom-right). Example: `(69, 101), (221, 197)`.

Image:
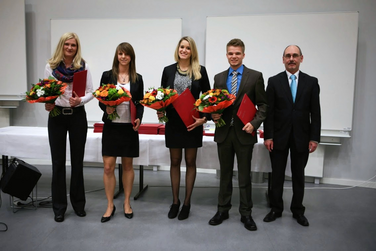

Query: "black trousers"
(48, 106), (88, 216)
(216, 127), (254, 216)
(269, 133), (309, 215)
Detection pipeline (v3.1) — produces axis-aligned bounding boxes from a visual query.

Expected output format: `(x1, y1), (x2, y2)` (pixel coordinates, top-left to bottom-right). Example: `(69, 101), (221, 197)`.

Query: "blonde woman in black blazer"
(158, 36), (210, 220)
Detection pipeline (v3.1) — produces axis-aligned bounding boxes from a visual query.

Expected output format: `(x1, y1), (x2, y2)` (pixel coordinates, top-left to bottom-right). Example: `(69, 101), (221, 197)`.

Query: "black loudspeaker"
(1, 158), (42, 201)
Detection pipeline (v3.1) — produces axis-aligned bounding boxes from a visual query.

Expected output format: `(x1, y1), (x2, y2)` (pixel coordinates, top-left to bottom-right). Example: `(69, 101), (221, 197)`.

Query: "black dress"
(161, 63), (211, 148)
(99, 70), (144, 157)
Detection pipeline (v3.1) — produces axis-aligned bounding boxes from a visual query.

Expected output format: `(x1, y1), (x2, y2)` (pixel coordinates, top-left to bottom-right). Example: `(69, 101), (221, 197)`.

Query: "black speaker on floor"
(1, 158), (42, 201)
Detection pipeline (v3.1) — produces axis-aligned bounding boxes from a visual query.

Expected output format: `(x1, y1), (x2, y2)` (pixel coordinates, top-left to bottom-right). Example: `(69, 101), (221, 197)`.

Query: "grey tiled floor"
(0, 165), (375, 251)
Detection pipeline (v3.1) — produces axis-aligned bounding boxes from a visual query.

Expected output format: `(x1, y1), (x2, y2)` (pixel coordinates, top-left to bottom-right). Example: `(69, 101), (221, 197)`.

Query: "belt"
(56, 106), (84, 115)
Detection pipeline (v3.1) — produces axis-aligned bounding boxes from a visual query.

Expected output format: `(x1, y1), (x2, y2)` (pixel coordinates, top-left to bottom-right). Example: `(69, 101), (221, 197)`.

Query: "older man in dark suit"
(208, 38), (267, 231)
(263, 45), (321, 227)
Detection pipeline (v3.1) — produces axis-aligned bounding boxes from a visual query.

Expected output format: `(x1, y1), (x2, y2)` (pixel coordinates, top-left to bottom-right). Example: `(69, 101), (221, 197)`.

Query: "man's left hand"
(309, 141), (318, 153)
(242, 122), (254, 134)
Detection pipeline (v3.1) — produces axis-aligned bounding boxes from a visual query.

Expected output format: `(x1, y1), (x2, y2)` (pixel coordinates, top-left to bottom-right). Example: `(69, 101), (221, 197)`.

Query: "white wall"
(10, 0), (376, 185)
(0, 0), (27, 100)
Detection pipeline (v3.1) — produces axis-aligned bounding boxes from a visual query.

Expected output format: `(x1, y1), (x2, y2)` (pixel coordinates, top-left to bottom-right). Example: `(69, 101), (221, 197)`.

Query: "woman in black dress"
(158, 36), (210, 220)
(99, 42), (144, 223)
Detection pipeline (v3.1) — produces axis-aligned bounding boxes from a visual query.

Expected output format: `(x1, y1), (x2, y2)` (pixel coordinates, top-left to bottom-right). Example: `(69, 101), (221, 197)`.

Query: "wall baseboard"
(320, 177), (376, 189)
(3, 159), (375, 189)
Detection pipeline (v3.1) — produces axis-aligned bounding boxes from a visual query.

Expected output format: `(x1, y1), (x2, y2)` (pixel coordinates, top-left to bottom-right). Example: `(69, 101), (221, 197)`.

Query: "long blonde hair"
(174, 36), (202, 80)
(48, 32), (84, 70)
(111, 42), (138, 83)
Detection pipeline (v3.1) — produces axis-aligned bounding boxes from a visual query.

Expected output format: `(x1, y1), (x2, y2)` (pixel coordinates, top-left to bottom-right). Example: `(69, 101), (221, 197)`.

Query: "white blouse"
(112, 82), (131, 123)
(44, 63), (94, 107)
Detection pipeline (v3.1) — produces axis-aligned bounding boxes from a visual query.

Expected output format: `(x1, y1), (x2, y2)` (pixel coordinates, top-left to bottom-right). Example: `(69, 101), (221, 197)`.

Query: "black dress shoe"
(74, 210), (86, 217)
(208, 211), (229, 226)
(168, 200), (180, 219)
(101, 206), (116, 223)
(178, 204), (191, 221)
(123, 203), (133, 219)
(293, 214), (309, 226)
(263, 211), (282, 222)
(54, 214), (64, 223)
(241, 215), (257, 231)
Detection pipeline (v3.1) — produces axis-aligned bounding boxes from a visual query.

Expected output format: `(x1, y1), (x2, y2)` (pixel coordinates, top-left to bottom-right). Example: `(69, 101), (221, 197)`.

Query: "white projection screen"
(206, 12), (359, 134)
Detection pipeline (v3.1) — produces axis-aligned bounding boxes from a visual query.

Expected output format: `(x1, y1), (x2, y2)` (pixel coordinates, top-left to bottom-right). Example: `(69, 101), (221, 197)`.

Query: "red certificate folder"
(73, 70), (87, 97)
(237, 93), (257, 136)
(130, 100), (137, 126)
(173, 88), (200, 127)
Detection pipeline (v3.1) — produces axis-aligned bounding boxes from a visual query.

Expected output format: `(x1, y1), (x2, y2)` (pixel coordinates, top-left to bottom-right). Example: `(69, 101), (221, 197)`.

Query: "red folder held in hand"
(173, 88), (200, 127)
(237, 93), (257, 136)
(130, 100), (137, 126)
(73, 70), (87, 97)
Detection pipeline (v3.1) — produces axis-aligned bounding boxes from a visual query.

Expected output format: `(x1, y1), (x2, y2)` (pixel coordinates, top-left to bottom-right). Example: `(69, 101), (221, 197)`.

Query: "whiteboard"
(0, 0), (27, 100)
(206, 12), (358, 132)
(51, 18), (182, 123)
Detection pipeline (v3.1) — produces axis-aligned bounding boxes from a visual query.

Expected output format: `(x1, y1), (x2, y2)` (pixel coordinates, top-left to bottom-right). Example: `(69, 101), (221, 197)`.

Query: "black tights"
(169, 148), (197, 206)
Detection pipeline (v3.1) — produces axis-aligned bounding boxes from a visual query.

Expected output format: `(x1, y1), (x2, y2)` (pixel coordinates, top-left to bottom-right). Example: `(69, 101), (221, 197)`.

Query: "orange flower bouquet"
(25, 78), (68, 117)
(194, 89), (236, 127)
(93, 83), (132, 120)
(140, 87), (179, 123)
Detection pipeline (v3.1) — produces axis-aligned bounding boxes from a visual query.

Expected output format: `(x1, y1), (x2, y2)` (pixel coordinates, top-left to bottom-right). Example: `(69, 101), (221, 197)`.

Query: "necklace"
(119, 74), (128, 82)
(177, 64), (189, 75)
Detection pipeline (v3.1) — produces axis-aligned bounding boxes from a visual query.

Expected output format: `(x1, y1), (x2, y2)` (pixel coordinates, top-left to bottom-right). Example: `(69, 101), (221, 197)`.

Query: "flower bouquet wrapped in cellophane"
(140, 87), (178, 123)
(194, 89), (236, 127)
(93, 83), (132, 120)
(25, 77), (68, 117)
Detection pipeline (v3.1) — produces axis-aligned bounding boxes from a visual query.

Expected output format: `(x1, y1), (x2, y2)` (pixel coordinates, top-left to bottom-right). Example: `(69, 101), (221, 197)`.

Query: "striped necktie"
(290, 74), (297, 103)
(231, 71), (238, 96)
(230, 71), (238, 126)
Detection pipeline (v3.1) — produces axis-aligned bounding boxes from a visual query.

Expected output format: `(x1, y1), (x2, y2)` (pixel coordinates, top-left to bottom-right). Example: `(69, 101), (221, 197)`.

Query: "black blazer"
(264, 71), (321, 151)
(99, 70), (144, 124)
(213, 66), (268, 145)
(161, 63), (211, 119)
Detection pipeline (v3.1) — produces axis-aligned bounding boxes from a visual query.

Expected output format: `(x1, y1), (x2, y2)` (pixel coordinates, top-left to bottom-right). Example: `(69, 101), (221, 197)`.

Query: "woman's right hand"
(157, 111), (165, 119)
(45, 103), (55, 112)
(106, 106), (115, 115)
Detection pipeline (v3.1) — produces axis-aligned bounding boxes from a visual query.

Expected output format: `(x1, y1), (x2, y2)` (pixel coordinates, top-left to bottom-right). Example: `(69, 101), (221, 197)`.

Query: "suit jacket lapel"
(235, 67), (249, 106)
(281, 71), (293, 103)
(295, 71), (306, 103)
(218, 70), (229, 90)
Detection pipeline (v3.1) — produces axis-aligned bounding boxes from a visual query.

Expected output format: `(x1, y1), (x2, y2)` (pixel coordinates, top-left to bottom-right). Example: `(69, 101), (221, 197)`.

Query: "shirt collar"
(228, 65), (244, 76)
(286, 70), (300, 80)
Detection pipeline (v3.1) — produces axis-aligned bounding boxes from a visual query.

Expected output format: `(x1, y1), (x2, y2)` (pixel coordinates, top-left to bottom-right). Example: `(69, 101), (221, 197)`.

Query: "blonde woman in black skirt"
(99, 42), (144, 223)
(158, 36), (211, 220)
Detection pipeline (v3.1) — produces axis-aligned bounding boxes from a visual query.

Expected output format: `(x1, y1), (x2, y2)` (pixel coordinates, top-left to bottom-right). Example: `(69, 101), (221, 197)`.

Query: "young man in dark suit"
(208, 38), (268, 231)
(263, 45), (321, 227)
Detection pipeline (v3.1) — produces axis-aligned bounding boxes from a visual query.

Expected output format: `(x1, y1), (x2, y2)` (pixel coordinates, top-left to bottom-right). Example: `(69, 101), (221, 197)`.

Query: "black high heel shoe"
(178, 204), (191, 220)
(101, 205), (116, 223)
(168, 200), (180, 219)
(124, 204), (133, 219)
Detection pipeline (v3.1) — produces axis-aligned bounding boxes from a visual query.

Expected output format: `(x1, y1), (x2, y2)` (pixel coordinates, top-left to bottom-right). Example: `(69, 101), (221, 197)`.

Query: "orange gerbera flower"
(100, 90), (108, 97)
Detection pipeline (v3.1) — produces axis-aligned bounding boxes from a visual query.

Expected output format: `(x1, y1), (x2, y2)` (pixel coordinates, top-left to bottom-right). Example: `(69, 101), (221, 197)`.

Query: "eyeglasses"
(284, 53), (301, 59)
